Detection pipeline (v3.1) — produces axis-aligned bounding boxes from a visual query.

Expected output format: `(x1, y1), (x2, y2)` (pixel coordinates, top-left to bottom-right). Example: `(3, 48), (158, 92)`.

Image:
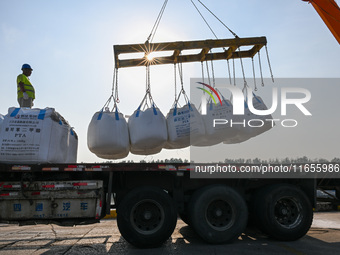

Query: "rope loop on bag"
(173, 61), (189, 109)
(100, 66), (121, 115)
(137, 65), (159, 113)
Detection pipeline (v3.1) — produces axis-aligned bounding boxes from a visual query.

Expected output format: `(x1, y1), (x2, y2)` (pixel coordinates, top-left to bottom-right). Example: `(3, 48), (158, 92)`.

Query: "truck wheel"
(117, 186), (177, 248)
(188, 185), (248, 244)
(254, 184), (313, 241)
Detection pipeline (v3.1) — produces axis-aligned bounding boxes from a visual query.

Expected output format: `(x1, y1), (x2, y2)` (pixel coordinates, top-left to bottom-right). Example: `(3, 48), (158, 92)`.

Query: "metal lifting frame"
(113, 36), (267, 69)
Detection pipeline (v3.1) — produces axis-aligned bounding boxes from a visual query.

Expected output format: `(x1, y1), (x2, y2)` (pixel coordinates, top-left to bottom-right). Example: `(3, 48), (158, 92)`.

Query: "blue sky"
(1, 0), (340, 163)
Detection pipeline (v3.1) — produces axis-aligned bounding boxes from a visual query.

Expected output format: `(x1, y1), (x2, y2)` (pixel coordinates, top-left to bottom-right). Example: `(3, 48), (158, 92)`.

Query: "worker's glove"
(23, 92), (29, 100)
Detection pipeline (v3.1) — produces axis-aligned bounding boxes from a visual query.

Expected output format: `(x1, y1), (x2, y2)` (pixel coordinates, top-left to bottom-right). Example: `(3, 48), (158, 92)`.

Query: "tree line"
(223, 156), (340, 164)
(98, 156), (340, 164)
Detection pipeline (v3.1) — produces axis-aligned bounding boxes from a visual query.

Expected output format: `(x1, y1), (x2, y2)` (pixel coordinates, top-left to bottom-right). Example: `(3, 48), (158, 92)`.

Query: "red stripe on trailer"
(85, 166), (103, 171)
(65, 165), (80, 171)
(0, 192), (19, 196)
(42, 184), (55, 188)
(85, 168), (103, 171)
(1, 184), (22, 189)
(42, 167), (59, 171)
(178, 166), (193, 171)
(0, 192), (18, 196)
(31, 191), (40, 196)
(12, 166), (31, 171)
(73, 182), (88, 186)
(65, 167), (83, 171)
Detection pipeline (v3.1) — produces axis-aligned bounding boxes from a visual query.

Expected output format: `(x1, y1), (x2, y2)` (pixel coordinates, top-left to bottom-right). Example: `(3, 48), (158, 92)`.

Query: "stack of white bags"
(0, 107), (78, 163)
(88, 97), (169, 159)
(87, 93), (274, 160)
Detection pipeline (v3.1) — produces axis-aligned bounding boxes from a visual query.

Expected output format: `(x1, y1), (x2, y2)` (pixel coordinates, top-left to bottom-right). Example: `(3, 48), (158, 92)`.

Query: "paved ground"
(0, 212), (339, 255)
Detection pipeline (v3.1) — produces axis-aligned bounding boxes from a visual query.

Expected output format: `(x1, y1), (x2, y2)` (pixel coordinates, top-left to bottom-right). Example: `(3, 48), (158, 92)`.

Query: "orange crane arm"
(302, 0), (340, 44)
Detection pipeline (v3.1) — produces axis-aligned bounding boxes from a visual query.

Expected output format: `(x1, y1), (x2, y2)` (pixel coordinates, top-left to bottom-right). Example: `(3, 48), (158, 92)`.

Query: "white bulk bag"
(66, 128), (78, 163)
(129, 106), (168, 155)
(223, 101), (256, 144)
(198, 99), (241, 146)
(223, 94), (274, 144)
(166, 103), (205, 149)
(87, 110), (130, 159)
(0, 107), (71, 163)
(248, 95), (274, 137)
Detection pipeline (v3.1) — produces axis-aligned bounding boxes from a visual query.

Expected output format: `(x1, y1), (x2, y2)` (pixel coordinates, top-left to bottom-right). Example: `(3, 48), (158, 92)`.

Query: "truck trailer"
(0, 161), (324, 248)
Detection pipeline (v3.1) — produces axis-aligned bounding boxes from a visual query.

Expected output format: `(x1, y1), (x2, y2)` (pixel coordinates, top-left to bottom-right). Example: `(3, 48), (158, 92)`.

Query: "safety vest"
(17, 74), (35, 99)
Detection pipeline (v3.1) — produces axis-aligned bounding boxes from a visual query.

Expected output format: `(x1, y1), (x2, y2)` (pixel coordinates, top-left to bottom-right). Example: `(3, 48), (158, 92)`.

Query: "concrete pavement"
(0, 212), (339, 255)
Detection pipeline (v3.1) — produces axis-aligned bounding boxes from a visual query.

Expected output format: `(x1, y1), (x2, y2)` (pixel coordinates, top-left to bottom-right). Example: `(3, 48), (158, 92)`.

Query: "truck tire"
(117, 186), (177, 248)
(336, 187), (340, 200)
(254, 184), (313, 241)
(188, 185), (248, 244)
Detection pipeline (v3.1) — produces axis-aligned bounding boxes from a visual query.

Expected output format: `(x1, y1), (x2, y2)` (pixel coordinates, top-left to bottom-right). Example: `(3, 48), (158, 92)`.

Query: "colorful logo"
(196, 82), (223, 106)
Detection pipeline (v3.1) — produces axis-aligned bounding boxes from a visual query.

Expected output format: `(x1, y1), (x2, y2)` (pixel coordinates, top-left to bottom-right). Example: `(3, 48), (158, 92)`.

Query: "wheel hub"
(206, 200), (234, 231)
(280, 207), (289, 215)
(143, 211), (152, 220)
(274, 197), (302, 229)
(215, 209), (223, 217)
(131, 200), (165, 235)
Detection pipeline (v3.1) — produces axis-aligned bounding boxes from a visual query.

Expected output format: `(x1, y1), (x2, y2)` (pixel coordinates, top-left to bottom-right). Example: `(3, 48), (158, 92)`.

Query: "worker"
(17, 64), (35, 108)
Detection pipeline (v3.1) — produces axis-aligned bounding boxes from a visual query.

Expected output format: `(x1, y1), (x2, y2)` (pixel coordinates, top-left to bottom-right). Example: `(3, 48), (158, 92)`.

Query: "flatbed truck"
(1, 161), (331, 248)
